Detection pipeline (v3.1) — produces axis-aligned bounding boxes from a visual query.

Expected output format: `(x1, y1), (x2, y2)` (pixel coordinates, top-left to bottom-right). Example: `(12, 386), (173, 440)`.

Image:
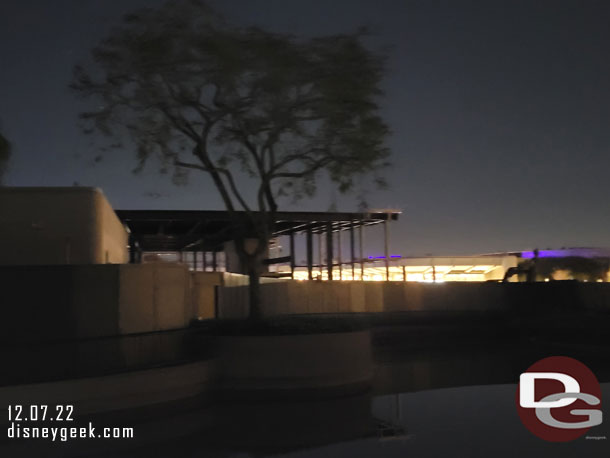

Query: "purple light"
(367, 255), (402, 260)
(521, 249), (601, 259)
(521, 250), (562, 259)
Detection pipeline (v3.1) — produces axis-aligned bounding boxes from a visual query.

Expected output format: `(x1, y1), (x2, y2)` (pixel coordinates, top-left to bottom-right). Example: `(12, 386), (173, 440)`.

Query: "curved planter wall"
(0, 360), (216, 418)
(217, 329), (373, 394)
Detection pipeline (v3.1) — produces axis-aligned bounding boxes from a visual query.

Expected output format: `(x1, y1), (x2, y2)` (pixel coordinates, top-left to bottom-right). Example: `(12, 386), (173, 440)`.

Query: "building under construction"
(1, 187), (608, 282)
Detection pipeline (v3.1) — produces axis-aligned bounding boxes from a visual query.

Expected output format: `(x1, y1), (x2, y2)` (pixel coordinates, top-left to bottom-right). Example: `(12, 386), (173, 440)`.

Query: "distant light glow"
(287, 262), (506, 282)
(368, 255), (402, 259)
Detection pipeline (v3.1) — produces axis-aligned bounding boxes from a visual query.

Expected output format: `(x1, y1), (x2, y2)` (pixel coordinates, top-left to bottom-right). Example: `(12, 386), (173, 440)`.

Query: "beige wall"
(118, 263), (192, 334)
(0, 187), (127, 265)
(95, 189), (129, 263)
(191, 272), (223, 319)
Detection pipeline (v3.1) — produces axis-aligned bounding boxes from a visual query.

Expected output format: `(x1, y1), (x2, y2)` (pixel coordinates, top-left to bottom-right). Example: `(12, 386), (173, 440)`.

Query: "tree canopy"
(71, 0), (391, 316)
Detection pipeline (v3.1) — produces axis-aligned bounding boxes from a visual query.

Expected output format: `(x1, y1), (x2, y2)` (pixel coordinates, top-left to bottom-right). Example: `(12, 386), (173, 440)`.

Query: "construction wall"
(191, 272), (285, 319)
(218, 282), (507, 318)
(0, 187), (127, 265)
(118, 263), (192, 334)
(191, 272), (224, 320)
(218, 281), (610, 318)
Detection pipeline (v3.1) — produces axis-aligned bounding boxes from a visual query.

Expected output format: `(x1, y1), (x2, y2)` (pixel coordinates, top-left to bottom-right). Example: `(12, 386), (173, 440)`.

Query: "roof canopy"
(116, 210), (400, 252)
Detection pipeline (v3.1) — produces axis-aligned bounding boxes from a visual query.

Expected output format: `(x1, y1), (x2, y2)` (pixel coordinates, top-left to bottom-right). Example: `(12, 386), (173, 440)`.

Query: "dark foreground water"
(2, 340), (609, 457)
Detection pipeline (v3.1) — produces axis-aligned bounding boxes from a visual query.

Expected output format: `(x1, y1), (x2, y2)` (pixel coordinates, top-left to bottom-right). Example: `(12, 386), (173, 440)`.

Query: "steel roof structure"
(116, 209), (399, 252)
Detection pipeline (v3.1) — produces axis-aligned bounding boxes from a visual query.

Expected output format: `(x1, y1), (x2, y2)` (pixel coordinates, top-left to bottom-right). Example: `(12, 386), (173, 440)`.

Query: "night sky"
(1, 0), (609, 256)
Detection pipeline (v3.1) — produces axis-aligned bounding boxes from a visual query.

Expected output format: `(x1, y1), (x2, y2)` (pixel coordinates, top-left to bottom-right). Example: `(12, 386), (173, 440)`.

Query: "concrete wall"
(218, 281), (610, 318)
(0, 187), (127, 265)
(0, 263), (193, 342)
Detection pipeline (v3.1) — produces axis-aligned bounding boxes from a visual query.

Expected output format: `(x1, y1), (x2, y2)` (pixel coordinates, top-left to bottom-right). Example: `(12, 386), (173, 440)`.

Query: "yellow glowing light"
(284, 261), (507, 283)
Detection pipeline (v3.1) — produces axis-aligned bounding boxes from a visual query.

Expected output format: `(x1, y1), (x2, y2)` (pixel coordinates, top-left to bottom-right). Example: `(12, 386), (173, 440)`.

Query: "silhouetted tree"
(71, 0), (390, 318)
(537, 257), (609, 282)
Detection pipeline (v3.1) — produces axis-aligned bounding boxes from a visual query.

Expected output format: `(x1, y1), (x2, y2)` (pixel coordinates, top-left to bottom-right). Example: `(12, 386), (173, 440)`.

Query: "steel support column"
(306, 227), (313, 280)
(289, 232), (296, 279)
(129, 234), (136, 264)
(337, 229), (342, 280)
(359, 224), (364, 280)
(326, 222), (333, 281)
(318, 233), (323, 278)
(384, 220), (390, 281)
(350, 221), (355, 280)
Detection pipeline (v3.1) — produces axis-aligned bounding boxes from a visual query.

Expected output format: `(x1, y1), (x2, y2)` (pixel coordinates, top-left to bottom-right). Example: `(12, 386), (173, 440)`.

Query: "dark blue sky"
(1, 0), (609, 256)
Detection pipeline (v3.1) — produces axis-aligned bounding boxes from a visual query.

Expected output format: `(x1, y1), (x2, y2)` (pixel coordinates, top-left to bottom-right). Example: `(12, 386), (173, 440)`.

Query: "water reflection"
(374, 341), (610, 395)
(167, 343), (609, 457)
(207, 394), (377, 453)
(3, 341), (608, 457)
(283, 383), (609, 458)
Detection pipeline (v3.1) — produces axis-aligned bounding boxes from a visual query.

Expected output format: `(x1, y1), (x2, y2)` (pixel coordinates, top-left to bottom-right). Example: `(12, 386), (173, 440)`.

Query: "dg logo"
(516, 356), (603, 442)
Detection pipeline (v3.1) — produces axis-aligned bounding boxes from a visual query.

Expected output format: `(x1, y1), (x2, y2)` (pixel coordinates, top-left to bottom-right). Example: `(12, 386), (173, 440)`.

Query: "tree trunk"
(233, 218), (269, 320)
(234, 237), (265, 321)
(247, 265), (262, 320)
